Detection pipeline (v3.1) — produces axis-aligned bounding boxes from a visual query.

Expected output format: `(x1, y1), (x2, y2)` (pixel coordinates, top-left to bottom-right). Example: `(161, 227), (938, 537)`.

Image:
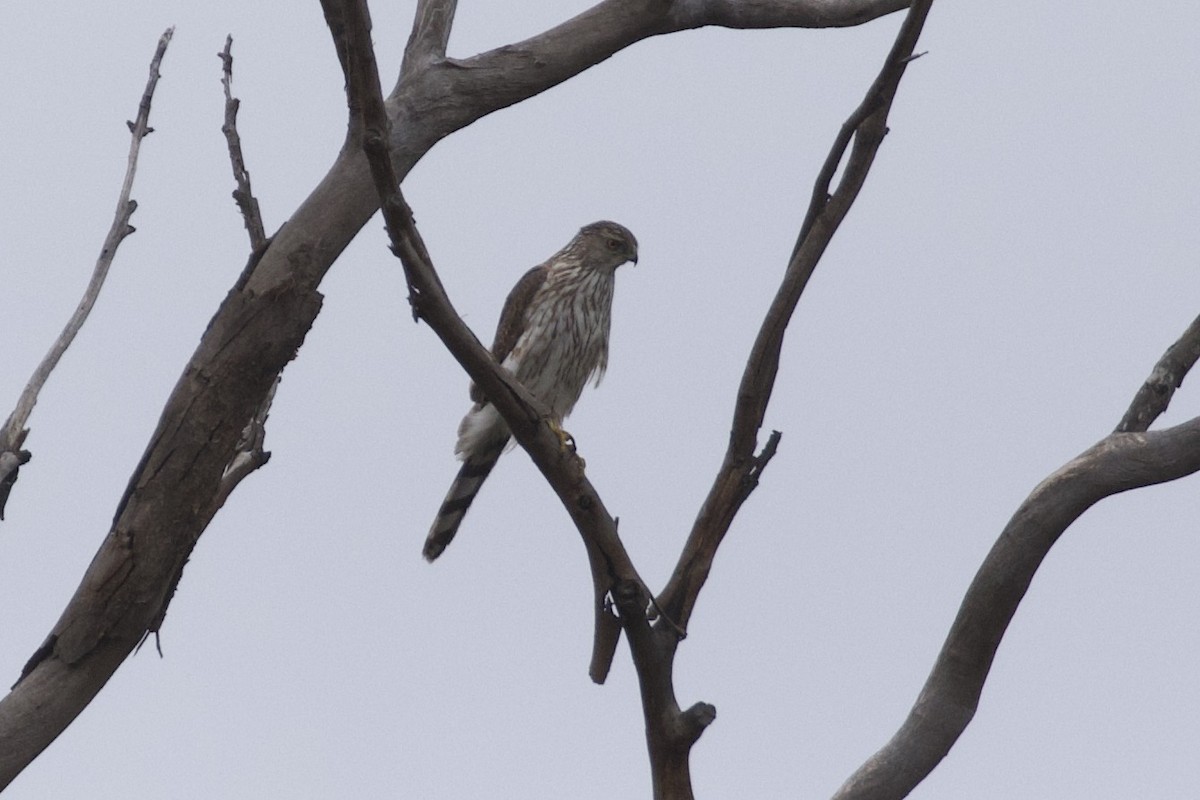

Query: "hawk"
(424, 221), (639, 561)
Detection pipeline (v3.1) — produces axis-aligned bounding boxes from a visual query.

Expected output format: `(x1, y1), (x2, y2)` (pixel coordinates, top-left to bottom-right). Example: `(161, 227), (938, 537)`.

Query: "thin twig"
(219, 36), (267, 252)
(0, 26), (174, 519)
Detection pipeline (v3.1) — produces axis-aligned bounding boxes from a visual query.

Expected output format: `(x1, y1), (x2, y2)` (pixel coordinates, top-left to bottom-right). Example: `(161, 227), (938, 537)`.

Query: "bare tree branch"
(399, 0), (457, 79)
(1116, 310), (1200, 433)
(219, 36), (268, 252)
(658, 0), (934, 632)
(212, 37), (276, 524)
(136, 373), (278, 654)
(830, 275), (1200, 798)
(833, 414), (1200, 800)
(0, 27), (174, 521)
(668, 0), (911, 29)
(0, 273), (322, 791)
(387, 0), (910, 154)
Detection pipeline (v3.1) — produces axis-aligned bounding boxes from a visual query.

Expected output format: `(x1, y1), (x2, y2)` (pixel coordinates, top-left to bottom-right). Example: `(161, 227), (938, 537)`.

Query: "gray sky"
(3, 2), (1200, 797)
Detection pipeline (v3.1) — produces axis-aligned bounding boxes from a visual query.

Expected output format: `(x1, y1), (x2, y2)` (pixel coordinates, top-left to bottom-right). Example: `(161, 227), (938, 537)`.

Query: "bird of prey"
(424, 221), (639, 561)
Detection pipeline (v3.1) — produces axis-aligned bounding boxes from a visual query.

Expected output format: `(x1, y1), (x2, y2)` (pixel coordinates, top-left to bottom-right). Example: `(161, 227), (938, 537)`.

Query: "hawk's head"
(573, 220), (639, 272)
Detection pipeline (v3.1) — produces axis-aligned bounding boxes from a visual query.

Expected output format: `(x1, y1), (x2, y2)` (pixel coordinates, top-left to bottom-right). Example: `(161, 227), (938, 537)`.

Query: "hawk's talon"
(548, 419), (575, 452)
(548, 419), (586, 469)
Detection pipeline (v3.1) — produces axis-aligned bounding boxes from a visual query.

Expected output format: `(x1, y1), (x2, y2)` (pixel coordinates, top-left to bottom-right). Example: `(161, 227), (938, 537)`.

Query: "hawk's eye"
(606, 239), (621, 250)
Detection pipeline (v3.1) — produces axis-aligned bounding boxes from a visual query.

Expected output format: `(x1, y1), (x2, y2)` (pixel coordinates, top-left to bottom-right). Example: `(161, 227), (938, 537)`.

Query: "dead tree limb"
(211, 38), (276, 515)
(659, 0), (935, 637)
(1116, 310), (1200, 433)
(0, 27), (174, 521)
(831, 272), (1200, 798)
(219, 35), (268, 253)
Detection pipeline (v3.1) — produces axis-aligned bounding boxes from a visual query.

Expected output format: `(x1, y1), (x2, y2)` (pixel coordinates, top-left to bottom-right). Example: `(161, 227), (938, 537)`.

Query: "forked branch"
(658, 0), (936, 632)
(373, 1), (913, 200)
(833, 327), (1200, 799)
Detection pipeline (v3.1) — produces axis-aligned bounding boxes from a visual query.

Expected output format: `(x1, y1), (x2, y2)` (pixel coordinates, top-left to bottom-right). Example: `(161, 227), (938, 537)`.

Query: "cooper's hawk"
(424, 221), (639, 561)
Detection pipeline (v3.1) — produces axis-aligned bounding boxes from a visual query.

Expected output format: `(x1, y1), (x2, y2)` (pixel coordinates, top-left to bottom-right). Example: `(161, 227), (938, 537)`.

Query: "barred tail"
(423, 443), (506, 561)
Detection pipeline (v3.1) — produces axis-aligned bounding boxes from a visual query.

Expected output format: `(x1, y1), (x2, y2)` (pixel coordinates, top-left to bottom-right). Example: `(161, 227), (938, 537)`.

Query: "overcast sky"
(3, 2), (1200, 798)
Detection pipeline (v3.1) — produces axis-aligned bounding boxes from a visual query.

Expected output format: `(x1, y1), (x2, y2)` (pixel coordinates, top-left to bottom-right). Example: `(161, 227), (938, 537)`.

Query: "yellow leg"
(548, 419), (586, 469)
(548, 419), (573, 450)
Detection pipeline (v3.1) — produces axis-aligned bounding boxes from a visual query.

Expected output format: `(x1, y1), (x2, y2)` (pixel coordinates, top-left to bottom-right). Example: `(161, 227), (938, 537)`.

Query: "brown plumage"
(424, 221), (638, 561)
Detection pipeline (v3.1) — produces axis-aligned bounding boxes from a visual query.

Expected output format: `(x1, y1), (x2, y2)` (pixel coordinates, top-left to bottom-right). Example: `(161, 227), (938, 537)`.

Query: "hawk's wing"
(469, 264), (549, 404)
